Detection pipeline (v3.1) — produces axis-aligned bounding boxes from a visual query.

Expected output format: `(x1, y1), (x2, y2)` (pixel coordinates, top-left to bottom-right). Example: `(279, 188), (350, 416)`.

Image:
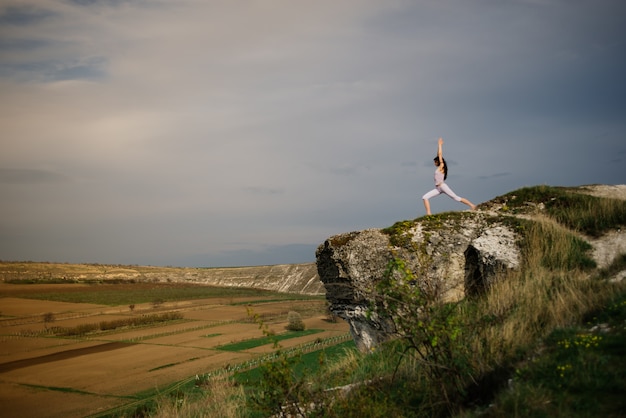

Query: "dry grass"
(466, 216), (619, 377)
(152, 377), (246, 418)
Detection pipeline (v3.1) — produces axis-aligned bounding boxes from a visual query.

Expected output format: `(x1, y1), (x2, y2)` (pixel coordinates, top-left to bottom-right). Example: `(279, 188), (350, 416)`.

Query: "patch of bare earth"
(573, 185), (626, 273)
(575, 184), (626, 201)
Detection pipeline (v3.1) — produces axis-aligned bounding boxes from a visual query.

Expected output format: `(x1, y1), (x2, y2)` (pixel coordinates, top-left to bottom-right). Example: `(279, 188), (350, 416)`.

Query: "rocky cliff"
(316, 185), (626, 352)
(316, 213), (520, 351)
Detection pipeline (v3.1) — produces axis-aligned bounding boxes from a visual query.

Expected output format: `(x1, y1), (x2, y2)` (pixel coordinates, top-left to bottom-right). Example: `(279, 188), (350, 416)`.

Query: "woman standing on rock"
(422, 137), (476, 215)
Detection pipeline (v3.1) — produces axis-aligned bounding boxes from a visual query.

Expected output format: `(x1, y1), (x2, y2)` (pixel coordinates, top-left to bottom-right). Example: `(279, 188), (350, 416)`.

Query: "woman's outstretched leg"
(423, 198), (431, 215)
(460, 197), (476, 211)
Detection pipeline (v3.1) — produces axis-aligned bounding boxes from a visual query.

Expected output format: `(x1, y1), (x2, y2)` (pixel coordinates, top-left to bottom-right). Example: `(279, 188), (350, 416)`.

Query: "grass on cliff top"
(493, 185), (626, 237)
(382, 211), (478, 248)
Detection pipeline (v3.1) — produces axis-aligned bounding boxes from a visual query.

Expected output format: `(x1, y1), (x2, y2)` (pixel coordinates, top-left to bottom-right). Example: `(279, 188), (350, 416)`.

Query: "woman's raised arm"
(437, 137), (444, 160)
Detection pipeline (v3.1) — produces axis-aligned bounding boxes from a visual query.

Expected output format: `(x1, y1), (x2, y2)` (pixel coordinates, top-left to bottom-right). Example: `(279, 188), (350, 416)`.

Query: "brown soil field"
(0, 282), (349, 418)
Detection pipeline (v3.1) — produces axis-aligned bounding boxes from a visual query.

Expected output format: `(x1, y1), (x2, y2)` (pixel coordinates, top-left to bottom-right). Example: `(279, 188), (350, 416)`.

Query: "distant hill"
(0, 261), (325, 295)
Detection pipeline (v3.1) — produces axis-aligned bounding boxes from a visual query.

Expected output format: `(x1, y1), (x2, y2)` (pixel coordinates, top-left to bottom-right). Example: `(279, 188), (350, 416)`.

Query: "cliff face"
(0, 262), (325, 295)
(316, 212), (520, 352)
(183, 263), (325, 294)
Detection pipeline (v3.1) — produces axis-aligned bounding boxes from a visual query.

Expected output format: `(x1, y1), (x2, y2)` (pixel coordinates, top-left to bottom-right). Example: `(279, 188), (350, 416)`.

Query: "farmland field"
(0, 281), (349, 418)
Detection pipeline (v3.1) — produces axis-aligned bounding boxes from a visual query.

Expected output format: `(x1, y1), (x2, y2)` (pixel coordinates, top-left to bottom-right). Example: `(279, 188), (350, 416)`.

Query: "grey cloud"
(68, 0), (130, 6)
(176, 243), (318, 268)
(0, 5), (54, 26)
(243, 186), (285, 196)
(0, 0), (624, 266)
(0, 58), (106, 81)
(0, 168), (67, 184)
(478, 173), (513, 180)
(0, 38), (49, 51)
(50, 59), (106, 81)
(330, 166), (359, 177)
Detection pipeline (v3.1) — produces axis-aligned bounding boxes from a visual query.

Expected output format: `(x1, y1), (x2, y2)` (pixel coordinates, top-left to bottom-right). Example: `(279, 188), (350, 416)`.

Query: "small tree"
(43, 312), (55, 330)
(371, 257), (472, 413)
(286, 311), (305, 331)
(246, 307), (308, 417)
(326, 302), (339, 323)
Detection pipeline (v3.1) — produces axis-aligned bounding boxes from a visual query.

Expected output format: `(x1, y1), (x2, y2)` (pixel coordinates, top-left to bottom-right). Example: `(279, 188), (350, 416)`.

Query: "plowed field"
(0, 282), (349, 417)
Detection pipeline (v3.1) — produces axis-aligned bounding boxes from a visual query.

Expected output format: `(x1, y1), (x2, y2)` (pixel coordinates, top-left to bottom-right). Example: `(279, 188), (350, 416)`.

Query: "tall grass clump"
(520, 216), (596, 271)
(466, 219), (614, 371)
(546, 190), (626, 237)
(152, 377), (246, 418)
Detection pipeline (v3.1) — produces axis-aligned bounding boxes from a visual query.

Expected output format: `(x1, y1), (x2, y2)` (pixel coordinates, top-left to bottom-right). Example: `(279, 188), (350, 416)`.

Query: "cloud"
(478, 173), (513, 180)
(0, 168), (67, 184)
(0, 4), (54, 26)
(243, 186), (285, 196)
(177, 243), (319, 268)
(1, 0), (625, 266)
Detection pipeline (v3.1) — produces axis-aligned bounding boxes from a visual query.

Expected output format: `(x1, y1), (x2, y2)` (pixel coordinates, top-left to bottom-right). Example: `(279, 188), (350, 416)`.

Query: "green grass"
(234, 340), (357, 386)
(4, 283), (321, 306)
(519, 217), (596, 271)
(382, 211), (476, 248)
(92, 339), (356, 418)
(216, 329), (324, 351)
(472, 294), (626, 418)
(494, 185), (626, 237)
(51, 312), (184, 337)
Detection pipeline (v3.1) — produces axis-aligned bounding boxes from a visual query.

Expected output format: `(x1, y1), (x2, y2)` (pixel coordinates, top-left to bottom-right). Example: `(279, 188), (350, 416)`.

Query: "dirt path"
(573, 185), (626, 272)
(575, 184), (626, 200)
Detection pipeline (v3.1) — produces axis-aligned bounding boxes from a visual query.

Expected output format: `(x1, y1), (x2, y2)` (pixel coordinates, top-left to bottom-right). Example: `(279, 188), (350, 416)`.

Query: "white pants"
(422, 183), (462, 202)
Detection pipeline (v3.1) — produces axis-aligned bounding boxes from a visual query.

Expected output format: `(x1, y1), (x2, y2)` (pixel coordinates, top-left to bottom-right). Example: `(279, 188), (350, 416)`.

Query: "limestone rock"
(464, 225), (520, 296)
(316, 212), (521, 352)
(316, 229), (396, 351)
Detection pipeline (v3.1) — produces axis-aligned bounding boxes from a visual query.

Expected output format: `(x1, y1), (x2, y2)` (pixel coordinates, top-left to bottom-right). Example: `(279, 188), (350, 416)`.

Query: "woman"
(422, 137), (476, 215)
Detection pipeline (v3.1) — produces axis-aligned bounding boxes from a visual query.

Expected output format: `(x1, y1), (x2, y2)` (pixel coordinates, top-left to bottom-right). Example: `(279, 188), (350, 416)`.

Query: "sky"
(1, 0), (625, 268)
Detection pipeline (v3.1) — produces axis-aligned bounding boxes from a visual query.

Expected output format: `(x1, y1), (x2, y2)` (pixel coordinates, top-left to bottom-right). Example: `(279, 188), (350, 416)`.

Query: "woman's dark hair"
(434, 156), (448, 180)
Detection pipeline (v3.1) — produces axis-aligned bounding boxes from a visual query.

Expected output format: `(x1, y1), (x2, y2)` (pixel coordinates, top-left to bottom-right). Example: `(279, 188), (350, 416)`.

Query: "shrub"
(42, 312), (55, 329)
(371, 257), (473, 414)
(286, 311), (305, 331)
